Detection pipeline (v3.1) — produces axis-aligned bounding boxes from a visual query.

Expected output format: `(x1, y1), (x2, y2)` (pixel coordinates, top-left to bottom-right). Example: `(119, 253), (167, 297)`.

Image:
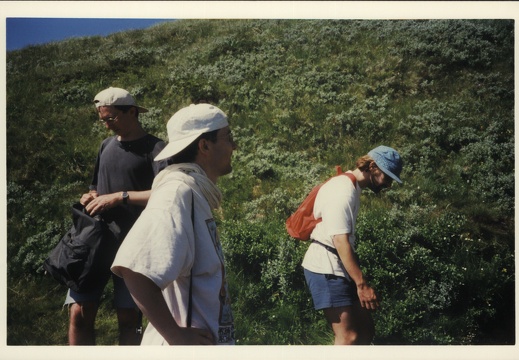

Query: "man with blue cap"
(366, 145), (403, 193)
(302, 145), (403, 345)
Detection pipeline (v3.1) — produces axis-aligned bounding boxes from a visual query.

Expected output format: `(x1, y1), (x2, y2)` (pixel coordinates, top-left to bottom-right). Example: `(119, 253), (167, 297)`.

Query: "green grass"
(7, 19), (515, 345)
(7, 277), (127, 345)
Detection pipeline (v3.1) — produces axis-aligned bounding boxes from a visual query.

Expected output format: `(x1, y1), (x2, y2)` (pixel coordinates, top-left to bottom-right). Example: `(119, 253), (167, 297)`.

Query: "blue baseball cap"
(368, 145), (403, 183)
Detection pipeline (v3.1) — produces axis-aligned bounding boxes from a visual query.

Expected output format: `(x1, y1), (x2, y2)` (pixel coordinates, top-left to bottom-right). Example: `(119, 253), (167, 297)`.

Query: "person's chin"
(220, 165), (233, 177)
(369, 186), (382, 194)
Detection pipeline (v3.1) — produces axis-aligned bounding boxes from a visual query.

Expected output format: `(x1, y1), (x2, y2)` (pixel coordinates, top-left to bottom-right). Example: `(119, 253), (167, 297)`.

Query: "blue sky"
(4, 4), (519, 52)
(6, 18), (175, 51)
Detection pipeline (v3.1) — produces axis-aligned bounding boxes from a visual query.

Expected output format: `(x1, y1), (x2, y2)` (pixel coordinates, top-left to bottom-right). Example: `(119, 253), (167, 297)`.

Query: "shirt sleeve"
(151, 140), (168, 176)
(111, 181), (194, 290)
(89, 143), (103, 191)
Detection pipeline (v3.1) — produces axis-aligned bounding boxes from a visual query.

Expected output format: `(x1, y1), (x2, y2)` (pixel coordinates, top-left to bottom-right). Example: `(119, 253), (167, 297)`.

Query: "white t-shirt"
(301, 172), (361, 277)
(111, 168), (234, 345)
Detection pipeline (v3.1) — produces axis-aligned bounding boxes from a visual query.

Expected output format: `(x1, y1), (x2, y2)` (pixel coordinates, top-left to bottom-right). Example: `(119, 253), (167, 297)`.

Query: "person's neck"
(352, 168), (370, 189)
(117, 126), (147, 142)
(195, 160), (218, 184)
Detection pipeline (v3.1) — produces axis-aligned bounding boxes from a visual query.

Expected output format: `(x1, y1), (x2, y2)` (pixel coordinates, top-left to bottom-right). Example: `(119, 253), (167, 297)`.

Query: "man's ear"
(198, 138), (210, 154)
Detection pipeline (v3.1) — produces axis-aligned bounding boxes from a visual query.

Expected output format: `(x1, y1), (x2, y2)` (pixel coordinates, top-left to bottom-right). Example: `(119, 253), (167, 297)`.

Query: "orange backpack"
(285, 166), (357, 241)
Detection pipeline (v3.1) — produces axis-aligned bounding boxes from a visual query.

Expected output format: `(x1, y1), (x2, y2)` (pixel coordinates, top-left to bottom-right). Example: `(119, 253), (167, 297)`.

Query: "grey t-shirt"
(90, 134), (167, 239)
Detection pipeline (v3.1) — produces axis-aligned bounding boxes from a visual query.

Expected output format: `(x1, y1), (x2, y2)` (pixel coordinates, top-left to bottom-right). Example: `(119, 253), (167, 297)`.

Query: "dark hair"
(114, 105), (138, 116)
(169, 129), (219, 164)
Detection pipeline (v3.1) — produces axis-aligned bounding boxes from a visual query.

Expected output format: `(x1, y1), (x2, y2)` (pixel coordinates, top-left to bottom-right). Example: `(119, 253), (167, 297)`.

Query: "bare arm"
(81, 190), (153, 216)
(332, 234), (380, 310)
(117, 267), (214, 345)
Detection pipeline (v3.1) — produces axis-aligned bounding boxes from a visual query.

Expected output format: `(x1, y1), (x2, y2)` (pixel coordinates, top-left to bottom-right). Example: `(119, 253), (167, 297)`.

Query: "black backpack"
(43, 203), (121, 293)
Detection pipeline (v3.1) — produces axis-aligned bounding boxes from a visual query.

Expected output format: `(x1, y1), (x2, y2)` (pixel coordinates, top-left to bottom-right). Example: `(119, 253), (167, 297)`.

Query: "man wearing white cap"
(65, 87), (168, 345)
(302, 146), (403, 345)
(112, 103), (237, 345)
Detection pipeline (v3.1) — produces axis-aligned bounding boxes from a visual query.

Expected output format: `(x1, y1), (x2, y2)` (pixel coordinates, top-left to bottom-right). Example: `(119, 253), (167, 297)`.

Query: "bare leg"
(117, 307), (143, 345)
(323, 303), (374, 345)
(68, 302), (98, 345)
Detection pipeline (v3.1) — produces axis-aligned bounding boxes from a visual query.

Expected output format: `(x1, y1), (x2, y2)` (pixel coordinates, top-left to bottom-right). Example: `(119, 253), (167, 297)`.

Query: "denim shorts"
(304, 268), (359, 310)
(64, 273), (137, 309)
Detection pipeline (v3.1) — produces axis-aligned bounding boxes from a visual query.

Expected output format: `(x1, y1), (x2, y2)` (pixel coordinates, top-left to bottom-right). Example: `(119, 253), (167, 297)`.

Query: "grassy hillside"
(6, 19), (514, 345)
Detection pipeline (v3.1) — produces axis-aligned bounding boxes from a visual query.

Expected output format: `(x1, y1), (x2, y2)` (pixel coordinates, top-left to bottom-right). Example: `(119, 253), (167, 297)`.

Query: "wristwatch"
(122, 191), (129, 204)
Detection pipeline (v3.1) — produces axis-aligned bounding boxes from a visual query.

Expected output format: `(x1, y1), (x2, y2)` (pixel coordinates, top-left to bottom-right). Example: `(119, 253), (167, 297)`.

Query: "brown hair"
(356, 155), (375, 172)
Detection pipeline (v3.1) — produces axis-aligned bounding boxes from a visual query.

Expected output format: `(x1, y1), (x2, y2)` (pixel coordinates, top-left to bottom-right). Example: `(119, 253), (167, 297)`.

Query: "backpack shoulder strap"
(187, 191), (195, 328)
(342, 172), (357, 187)
(334, 165), (357, 187)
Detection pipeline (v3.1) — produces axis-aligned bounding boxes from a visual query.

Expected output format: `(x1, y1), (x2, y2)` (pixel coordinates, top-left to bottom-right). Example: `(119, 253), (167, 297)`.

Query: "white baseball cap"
(93, 87), (148, 113)
(154, 103), (229, 161)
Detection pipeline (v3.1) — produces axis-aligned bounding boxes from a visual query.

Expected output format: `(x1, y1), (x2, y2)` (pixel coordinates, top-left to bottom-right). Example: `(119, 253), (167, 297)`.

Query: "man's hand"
(357, 283), (380, 311)
(82, 192), (120, 216)
(332, 234), (382, 311)
(115, 267), (216, 346)
(80, 190), (98, 206)
(172, 327), (215, 345)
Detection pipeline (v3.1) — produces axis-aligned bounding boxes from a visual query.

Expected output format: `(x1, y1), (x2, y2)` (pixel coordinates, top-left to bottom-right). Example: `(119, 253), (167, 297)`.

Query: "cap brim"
(383, 169), (402, 184)
(154, 133), (201, 161)
(94, 103), (149, 114)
